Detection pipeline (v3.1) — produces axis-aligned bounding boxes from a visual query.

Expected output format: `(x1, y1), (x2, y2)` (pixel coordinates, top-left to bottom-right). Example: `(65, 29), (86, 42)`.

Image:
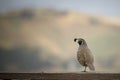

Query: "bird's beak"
(74, 38), (77, 42)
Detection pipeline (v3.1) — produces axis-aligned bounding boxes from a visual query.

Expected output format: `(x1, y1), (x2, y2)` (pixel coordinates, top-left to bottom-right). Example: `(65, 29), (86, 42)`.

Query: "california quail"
(74, 38), (95, 72)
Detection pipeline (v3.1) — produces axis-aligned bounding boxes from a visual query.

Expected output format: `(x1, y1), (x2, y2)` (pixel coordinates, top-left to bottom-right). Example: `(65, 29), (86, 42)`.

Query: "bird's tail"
(88, 63), (95, 71)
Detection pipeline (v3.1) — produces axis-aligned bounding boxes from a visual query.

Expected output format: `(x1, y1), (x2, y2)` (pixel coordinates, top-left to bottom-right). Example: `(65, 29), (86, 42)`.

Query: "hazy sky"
(0, 0), (120, 17)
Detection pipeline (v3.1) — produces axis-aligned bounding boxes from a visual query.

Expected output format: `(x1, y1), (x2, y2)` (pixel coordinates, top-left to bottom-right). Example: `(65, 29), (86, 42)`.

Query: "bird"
(74, 38), (95, 72)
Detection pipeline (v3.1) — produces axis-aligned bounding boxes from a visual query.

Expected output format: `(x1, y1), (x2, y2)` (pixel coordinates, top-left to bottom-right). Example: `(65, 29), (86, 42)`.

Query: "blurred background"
(0, 0), (120, 73)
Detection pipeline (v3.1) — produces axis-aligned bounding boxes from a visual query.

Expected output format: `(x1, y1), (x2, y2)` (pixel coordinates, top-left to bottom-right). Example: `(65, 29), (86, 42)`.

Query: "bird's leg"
(83, 66), (87, 72)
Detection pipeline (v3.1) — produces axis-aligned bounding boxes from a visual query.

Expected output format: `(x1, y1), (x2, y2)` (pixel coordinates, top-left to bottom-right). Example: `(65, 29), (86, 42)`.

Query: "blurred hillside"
(0, 9), (120, 72)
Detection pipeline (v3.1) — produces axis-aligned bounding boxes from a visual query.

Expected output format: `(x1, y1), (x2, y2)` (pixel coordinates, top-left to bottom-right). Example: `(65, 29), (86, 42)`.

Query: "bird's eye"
(78, 40), (82, 45)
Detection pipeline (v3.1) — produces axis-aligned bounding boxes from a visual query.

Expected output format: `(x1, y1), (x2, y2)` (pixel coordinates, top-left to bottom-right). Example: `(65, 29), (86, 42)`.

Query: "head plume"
(74, 38), (87, 46)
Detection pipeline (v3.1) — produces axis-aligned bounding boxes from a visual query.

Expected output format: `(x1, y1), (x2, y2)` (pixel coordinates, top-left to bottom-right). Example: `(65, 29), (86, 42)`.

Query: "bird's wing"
(84, 48), (94, 63)
(84, 48), (95, 70)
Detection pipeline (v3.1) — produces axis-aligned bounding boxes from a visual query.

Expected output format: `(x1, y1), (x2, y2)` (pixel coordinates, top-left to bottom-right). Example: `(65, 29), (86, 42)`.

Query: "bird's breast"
(77, 48), (87, 66)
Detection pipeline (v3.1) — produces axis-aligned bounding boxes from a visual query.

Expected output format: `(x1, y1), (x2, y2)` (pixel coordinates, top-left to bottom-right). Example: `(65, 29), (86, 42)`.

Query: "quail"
(74, 38), (95, 72)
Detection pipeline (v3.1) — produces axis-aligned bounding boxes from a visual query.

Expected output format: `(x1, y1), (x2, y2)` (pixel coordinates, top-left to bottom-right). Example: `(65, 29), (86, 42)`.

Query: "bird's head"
(74, 38), (87, 46)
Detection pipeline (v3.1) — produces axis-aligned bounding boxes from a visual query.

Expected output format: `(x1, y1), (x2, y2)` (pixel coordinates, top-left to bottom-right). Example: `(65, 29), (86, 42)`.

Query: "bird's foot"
(81, 70), (87, 72)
